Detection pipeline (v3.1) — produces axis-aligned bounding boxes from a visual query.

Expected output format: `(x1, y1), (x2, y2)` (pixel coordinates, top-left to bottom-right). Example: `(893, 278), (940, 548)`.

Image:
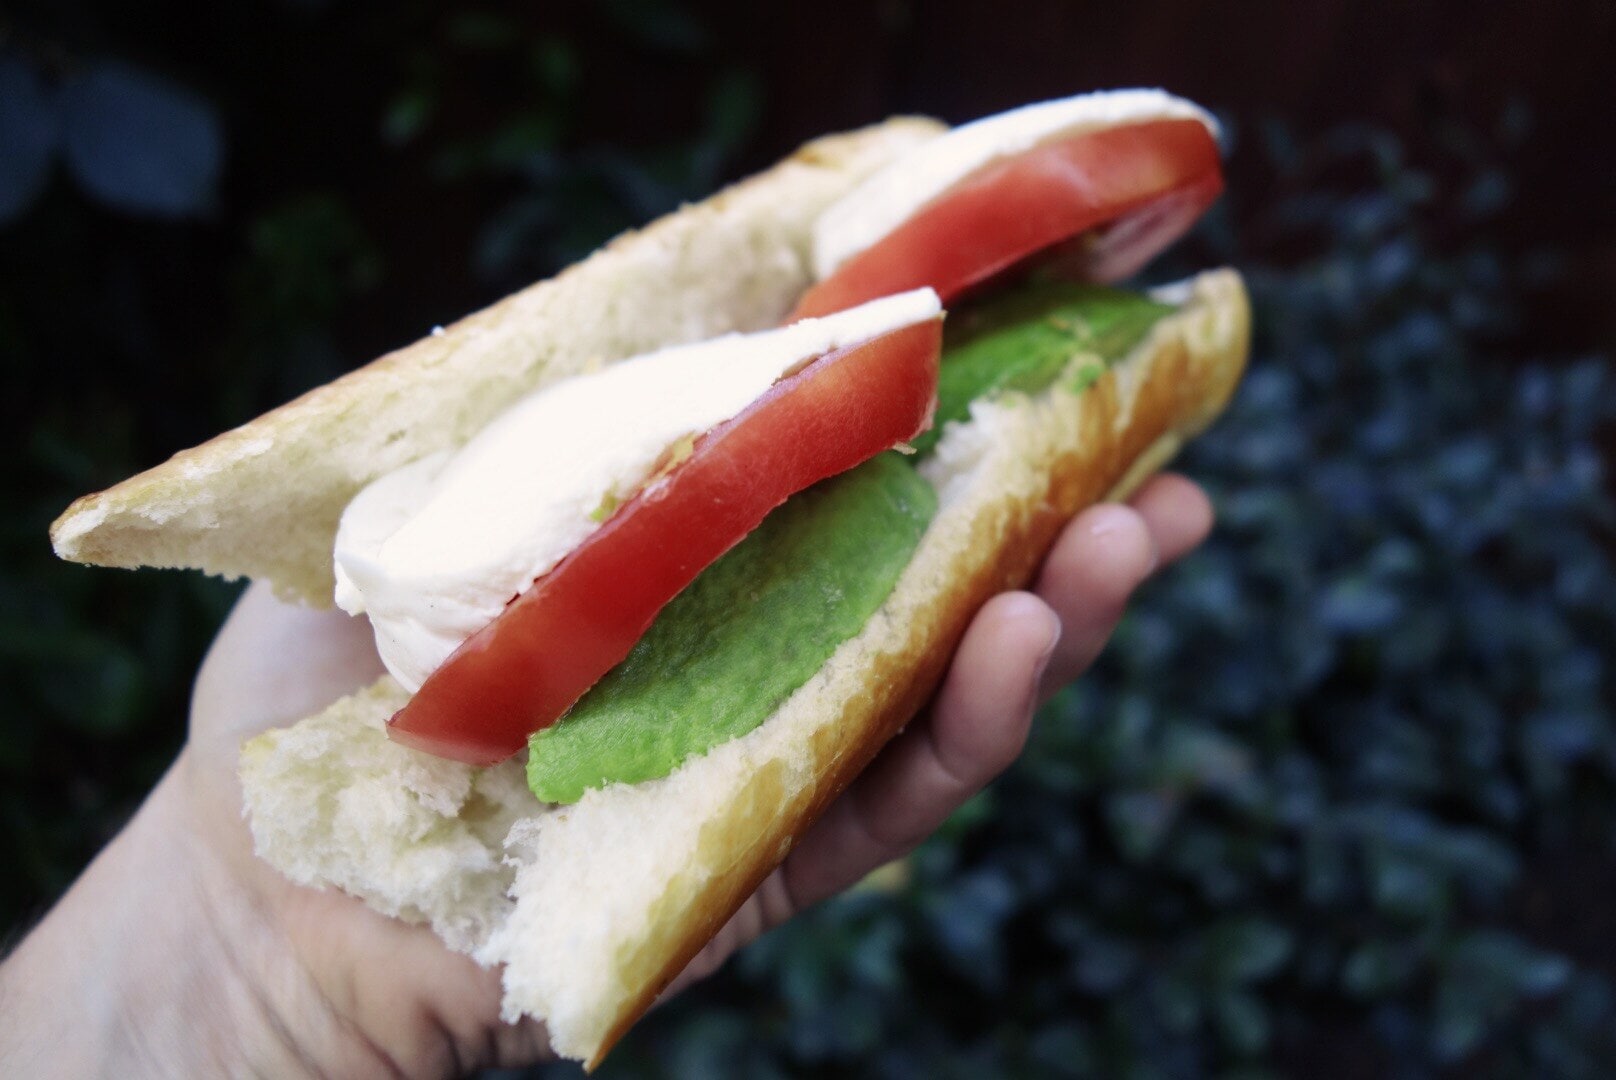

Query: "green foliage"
(0, 53), (223, 222)
(6, 7), (1615, 1076)
(465, 63), (761, 285)
(379, 11), (759, 287)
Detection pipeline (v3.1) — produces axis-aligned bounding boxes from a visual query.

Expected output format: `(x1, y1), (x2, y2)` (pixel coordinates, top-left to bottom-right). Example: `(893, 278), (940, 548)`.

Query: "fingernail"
(1001, 594), (1060, 678)
(1024, 615), (1060, 717)
(1087, 509), (1124, 536)
(1087, 507), (1158, 576)
(1033, 645), (1056, 685)
(1034, 611), (1061, 678)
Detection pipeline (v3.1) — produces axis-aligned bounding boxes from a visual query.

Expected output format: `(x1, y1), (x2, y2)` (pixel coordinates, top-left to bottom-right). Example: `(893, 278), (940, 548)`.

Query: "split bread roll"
(50, 116), (1250, 1067)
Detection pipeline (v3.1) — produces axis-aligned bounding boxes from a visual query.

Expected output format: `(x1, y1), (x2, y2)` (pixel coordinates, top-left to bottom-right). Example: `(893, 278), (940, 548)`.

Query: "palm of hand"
(184, 584), (549, 1071)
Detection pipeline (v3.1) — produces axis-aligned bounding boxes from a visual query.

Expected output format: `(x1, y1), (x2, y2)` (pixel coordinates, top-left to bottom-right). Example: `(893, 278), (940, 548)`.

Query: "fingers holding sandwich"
(1035, 472), (1213, 702)
(785, 590), (1062, 913)
(1128, 472), (1216, 565)
(764, 471), (1212, 918)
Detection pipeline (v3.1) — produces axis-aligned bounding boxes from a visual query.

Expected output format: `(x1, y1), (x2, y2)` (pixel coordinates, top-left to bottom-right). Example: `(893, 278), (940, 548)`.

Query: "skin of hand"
(0, 473), (1211, 1079)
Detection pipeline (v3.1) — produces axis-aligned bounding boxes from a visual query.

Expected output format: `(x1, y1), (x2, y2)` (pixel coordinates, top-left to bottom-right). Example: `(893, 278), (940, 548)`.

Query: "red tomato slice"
(789, 118), (1222, 321)
(388, 319), (942, 765)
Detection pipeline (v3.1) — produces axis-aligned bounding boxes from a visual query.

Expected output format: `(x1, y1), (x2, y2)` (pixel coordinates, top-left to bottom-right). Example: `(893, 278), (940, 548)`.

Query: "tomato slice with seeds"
(789, 118), (1222, 321)
(388, 318), (942, 765)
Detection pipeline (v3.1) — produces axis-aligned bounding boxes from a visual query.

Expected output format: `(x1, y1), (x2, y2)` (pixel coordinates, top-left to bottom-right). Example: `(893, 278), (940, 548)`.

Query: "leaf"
(61, 62), (223, 217)
(703, 68), (761, 156)
(1342, 940), (1419, 997)
(923, 869), (1017, 990)
(1151, 972), (1203, 1034)
(1026, 1025), (1095, 1077)
(1161, 724), (1257, 802)
(1206, 918), (1293, 985)
(1071, 934), (1137, 994)
(0, 55), (60, 224)
(1430, 996), (1488, 1063)
(1105, 789), (1179, 862)
(1317, 577), (1403, 634)
(1461, 169), (1513, 220)
(1452, 930), (1572, 999)
(381, 87), (436, 146)
(1367, 850), (1446, 919)
(1212, 990), (1271, 1055)
(530, 37), (580, 94)
(601, 0), (711, 53)
(446, 11), (518, 50)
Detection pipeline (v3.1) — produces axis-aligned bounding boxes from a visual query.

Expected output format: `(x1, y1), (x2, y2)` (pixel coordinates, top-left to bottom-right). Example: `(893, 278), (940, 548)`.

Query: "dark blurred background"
(4, 1), (1615, 1076)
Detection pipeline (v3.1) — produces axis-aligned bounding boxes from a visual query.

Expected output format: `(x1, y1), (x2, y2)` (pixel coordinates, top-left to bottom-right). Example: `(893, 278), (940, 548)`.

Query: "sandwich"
(49, 89), (1251, 1066)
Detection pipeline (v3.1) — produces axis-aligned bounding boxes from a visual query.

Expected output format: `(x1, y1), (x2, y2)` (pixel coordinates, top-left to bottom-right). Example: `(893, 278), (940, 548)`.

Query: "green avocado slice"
(527, 453), (935, 804)
(912, 282), (1176, 455)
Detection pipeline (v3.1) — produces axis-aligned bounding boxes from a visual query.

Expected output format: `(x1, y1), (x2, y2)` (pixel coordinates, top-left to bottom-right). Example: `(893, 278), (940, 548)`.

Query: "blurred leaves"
(218, 194), (381, 414)
(0, 51), (222, 222)
(0, 55), (60, 223)
(600, 0), (712, 53)
(372, 10), (760, 289)
(60, 63), (223, 217)
(6, 7), (1616, 1076)
(467, 66), (762, 285)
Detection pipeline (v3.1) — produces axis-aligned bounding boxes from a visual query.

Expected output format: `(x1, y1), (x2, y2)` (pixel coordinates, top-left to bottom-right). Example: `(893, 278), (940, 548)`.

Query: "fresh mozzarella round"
(812, 89), (1220, 280)
(333, 287), (942, 692)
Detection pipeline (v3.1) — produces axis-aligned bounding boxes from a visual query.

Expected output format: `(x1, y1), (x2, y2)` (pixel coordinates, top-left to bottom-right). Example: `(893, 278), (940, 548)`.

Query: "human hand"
(0, 472), (1211, 1078)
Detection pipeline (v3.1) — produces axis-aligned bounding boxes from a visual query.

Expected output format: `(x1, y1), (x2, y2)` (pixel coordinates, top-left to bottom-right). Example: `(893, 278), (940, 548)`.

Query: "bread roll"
(240, 270), (1248, 1065)
(50, 113), (1249, 1067)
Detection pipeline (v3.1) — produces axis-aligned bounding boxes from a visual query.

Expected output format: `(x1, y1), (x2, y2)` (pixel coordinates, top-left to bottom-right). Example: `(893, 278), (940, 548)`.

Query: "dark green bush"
(6, 14), (1615, 1076)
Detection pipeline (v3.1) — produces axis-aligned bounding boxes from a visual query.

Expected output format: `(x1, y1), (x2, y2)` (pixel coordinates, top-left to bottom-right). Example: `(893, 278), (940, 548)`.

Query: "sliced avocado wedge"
(527, 453), (935, 804)
(913, 282), (1176, 455)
